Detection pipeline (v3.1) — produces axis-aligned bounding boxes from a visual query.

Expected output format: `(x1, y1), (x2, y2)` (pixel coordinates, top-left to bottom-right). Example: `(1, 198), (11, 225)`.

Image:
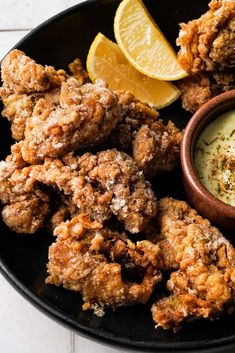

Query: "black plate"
(0, 1), (235, 352)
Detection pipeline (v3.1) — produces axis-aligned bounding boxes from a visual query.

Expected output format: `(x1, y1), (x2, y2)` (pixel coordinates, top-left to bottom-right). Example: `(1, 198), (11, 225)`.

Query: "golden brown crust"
(151, 198), (235, 331)
(133, 120), (182, 177)
(5, 49), (234, 329)
(1, 49), (51, 94)
(178, 70), (235, 113)
(1, 51), (182, 178)
(0, 49), (68, 95)
(47, 214), (161, 315)
(177, 0), (235, 113)
(1, 90), (60, 140)
(107, 90), (159, 151)
(107, 91), (181, 177)
(0, 50), (89, 142)
(21, 79), (121, 163)
(0, 143), (50, 234)
(2, 197), (49, 234)
(32, 149), (157, 233)
(177, 0), (235, 74)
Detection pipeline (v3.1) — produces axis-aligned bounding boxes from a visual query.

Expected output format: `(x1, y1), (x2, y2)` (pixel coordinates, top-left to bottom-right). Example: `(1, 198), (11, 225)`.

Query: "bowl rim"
(1, 1), (235, 352)
(181, 89), (235, 219)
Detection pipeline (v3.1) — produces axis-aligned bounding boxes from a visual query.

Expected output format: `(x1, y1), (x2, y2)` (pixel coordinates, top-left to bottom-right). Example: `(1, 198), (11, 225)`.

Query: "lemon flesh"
(86, 33), (180, 109)
(114, 0), (188, 81)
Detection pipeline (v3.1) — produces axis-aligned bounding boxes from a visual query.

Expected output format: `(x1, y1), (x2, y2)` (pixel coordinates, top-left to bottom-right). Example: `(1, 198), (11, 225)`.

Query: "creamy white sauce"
(194, 110), (235, 206)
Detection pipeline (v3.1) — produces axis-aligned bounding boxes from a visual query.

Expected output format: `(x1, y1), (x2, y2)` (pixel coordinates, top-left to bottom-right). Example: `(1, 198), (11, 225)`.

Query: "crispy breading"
(133, 120), (182, 177)
(151, 198), (235, 331)
(21, 79), (121, 163)
(1, 89), (60, 140)
(1, 93), (40, 141)
(177, 0), (235, 74)
(1, 52), (182, 177)
(0, 49), (67, 94)
(0, 143), (50, 233)
(107, 90), (159, 151)
(5, 49), (233, 331)
(178, 70), (235, 113)
(107, 91), (182, 176)
(1, 49), (51, 94)
(177, 0), (235, 113)
(47, 214), (161, 316)
(0, 50), (89, 141)
(49, 195), (79, 232)
(32, 149), (157, 233)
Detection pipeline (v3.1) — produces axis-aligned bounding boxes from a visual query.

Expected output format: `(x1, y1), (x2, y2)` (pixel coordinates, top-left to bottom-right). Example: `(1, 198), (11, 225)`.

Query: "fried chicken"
(177, 0), (235, 113)
(20, 79), (121, 163)
(0, 143), (50, 233)
(151, 198), (235, 331)
(107, 90), (159, 151)
(133, 120), (182, 177)
(177, 0), (235, 74)
(46, 213), (162, 316)
(108, 91), (182, 177)
(0, 144), (157, 234)
(1, 89), (60, 140)
(32, 149), (157, 233)
(178, 70), (235, 113)
(0, 49), (67, 94)
(1, 51), (182, 177)
(0, 50), (89, 141)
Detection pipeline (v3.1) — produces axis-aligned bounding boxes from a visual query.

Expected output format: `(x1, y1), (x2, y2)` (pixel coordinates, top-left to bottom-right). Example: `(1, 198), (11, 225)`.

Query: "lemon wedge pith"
(86, 33), (181, 109)
(114, 0), (188, 81)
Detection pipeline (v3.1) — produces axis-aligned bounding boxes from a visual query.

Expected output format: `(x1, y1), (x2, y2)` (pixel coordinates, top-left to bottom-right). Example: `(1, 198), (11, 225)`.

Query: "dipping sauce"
(195, 110), (235, 207)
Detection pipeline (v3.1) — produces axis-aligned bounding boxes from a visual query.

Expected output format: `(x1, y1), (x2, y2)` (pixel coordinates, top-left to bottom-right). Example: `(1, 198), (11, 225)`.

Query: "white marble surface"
(0, 1), (124, 352)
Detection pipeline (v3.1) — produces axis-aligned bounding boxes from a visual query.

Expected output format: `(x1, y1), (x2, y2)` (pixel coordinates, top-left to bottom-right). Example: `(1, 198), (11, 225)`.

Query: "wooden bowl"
(181, 90), (235, 233)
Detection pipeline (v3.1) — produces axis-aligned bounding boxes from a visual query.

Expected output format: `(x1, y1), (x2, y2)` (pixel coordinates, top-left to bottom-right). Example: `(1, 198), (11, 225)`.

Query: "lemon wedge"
(114, 0), (188, 81)
(86, 33), (181, 109)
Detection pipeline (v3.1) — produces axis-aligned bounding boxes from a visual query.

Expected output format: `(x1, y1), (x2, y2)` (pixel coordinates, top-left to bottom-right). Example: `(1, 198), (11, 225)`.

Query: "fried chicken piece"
(107, 90), (159, 151)
(177, 1), (235, 74)
(0, 50), (90, 141)
(21, 79), (121, 163)
(32, 149), (157, 233)
(151, 198), (235, 331)
(178, 70), (235, 113)
(0, 49), (50, 94)
(1, 92), (40, 141)
(133, 120), (182, 177)
(177, 1), (235, 112)
(2, 197), (49, 234)
(107, 91), (182, 177)
(0, 89), (60, 140)
(46, 214), (161, 316)
(77, 149), (157, 232)
(0, 142), (50, 233)
(0, 49), (67, 94)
